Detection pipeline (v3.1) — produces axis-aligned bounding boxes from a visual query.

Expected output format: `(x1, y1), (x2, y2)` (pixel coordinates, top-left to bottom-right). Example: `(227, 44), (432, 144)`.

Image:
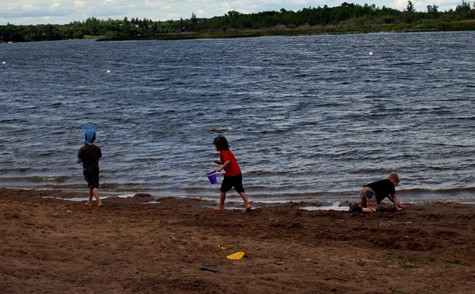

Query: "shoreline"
(1, 187), (474, 293)
(2, 186), (474, 207)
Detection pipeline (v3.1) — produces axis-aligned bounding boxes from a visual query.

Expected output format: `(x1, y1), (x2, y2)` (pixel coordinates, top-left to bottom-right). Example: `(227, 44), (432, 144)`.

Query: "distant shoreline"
(3, 3), (475, 43)
(96, 25), (475, 41)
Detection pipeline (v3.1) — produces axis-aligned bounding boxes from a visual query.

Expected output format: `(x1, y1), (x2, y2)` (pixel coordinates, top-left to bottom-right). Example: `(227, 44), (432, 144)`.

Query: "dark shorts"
(83, 166), (99, 189)
(365, 190), (374, 199)
(360, 187), (377, 212)
(220, 174), (245, 193)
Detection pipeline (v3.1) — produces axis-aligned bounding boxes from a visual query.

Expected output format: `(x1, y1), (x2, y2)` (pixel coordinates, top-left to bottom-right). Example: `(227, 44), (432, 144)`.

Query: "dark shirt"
(364, 179), (395, 203)
(78, 144), (102, 169)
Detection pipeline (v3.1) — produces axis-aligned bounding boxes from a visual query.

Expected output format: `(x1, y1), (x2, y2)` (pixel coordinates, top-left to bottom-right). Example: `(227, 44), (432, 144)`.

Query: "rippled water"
(0, 31), (474, 204)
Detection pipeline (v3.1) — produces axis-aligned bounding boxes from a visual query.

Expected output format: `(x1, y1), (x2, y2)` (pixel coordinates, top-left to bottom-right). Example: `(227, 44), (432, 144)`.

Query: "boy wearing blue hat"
(77, 132), (102, 207)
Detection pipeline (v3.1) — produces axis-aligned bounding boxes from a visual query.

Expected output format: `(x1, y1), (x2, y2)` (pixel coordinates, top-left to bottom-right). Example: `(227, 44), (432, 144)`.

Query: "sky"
(1, 0), (464, 25)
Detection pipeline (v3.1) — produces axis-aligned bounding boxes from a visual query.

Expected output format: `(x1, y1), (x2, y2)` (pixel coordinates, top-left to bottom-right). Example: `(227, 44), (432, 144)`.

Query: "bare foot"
(84, 201), (92, 207)
(245, 206), (252, 212)
(212, 206), (224, 211)
(97, 202), (103, 207)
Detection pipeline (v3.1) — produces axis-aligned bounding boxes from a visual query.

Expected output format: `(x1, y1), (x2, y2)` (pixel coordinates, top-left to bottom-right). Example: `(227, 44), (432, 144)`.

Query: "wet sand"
(1, 188), (474, 293)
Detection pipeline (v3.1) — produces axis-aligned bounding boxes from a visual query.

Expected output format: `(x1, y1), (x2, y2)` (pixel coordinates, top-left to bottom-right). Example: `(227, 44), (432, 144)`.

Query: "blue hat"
(80, 122), (97, 144)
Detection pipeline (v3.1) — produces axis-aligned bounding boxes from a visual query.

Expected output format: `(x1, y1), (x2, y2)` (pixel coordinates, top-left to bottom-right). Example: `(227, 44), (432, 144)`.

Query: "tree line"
(1, 1), (475, 43)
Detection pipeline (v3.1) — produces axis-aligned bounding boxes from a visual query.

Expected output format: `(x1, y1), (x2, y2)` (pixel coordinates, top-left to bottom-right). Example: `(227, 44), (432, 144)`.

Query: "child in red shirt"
(212, 135), (251, 211)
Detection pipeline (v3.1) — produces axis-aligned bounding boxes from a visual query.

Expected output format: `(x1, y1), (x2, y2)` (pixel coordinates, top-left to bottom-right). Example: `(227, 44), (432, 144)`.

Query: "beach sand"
(1, 188), (474, 293)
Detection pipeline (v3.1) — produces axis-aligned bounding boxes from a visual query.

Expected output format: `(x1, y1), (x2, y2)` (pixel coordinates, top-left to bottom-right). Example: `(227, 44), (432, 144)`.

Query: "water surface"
(0, 31), (474, 204)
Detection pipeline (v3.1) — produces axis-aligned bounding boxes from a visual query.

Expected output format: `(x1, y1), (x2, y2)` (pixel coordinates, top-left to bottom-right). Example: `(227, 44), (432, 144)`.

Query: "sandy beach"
(1, 188), (474, 293)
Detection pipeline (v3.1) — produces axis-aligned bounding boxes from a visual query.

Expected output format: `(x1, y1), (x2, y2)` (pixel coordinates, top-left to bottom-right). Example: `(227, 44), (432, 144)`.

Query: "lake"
(0, 31), (474, 205)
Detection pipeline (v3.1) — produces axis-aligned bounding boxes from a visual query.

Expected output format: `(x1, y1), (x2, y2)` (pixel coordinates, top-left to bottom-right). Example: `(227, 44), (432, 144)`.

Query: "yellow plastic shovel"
(226, 251), (246, 260)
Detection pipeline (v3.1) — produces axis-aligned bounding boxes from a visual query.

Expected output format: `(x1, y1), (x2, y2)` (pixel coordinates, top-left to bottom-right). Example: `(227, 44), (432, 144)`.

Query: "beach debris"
(218, 245), (227, 249)
(65, 209), (73, 214)
(7, 212), (20, 219)
(379, 221), (413, 227)
(226, 251), (246, 260)
(200, 267), (219, 273)
(133, 193), (151, 198)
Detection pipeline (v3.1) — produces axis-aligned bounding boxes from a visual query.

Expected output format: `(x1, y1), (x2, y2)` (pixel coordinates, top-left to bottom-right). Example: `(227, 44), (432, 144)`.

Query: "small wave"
(208, 127), (232, 133)
(400, 187), (475, 194)
(0, 175), (73, 183)
(448, 116), (475, 121)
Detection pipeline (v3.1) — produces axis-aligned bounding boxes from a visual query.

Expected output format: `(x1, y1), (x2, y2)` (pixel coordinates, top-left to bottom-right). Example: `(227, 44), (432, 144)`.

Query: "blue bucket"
(207, 172), (217, 184)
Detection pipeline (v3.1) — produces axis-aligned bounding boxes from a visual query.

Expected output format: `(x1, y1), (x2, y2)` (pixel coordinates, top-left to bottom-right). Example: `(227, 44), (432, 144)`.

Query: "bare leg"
(359, 188), (366, 207)
(239, 192), (252, 211)
(85, 189), (93, 206)
(213, 191), (226, 210)
(91, 187), (102, 207)
(362, 196), (377, 213)
(360, 188), (377, 213)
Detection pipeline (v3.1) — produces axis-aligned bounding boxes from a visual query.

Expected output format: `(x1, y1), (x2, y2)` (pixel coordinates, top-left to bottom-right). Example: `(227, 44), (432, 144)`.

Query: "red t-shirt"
(220, 150), (241, 176)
